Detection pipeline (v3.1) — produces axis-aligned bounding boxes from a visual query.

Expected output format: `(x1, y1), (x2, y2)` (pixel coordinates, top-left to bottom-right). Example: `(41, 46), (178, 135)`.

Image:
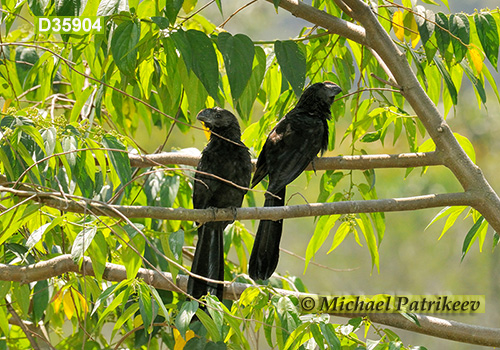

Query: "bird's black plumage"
(249, 82), (342, 280)
(188, 107), (252, 301)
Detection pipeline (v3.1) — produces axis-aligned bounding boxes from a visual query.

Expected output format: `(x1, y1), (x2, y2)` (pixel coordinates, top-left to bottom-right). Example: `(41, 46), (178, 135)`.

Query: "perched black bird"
(187, 107), (252, 301)
(249, 82), (342, 280)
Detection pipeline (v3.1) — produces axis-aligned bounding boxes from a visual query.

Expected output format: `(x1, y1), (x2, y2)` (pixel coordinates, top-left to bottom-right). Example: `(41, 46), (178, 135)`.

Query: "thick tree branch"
(1, 255), (498, 347)
(0, 185), (475, 222)
(128, 151), (444, 170)
(265, 0), (367, 45)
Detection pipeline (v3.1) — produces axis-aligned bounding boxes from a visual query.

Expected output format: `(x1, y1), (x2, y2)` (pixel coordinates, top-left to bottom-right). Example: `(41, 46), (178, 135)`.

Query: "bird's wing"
(258, 114), (324, 195)
(193, 152), (221, 210)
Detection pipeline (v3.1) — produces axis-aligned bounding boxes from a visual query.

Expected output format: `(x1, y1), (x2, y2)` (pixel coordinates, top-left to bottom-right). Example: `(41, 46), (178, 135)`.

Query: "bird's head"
(197, 107), (241, 140)
(297, 81), (342, 111)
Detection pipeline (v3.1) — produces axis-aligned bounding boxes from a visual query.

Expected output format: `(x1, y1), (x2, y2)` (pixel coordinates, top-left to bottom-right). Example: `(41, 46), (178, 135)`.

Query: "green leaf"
(33, 280), (49, 323)
(414, 6), (435, 45)
(111, 21), (140, 78)
(327, 221), (351, 253)
(97, 0), (129, 16)
(449, 14), (469, 63)
(172, 29), (220, 102)
(217, 32), (255, 101)
(454, 133), (476, 163)
(88, 231), (107, 282)
(404, 118), (417, 152)
(0, 306), (9, 336)
(138, 284), (154, 333)
(175, 300), (198, 338)
(26, 223), (50, 251)
(71, 226), (97, 263)
(28, 0), (47, 16)
(361, 130), (381, 143)
(461, 216), (485, 261)
(283, 322), (312, 350)
(273, 0), (280, 11)
(474, 13), (499, 70)
(102, 135), (132, 194)
(424, 35), (439, 62)
(164, 0), (183, 23)
(168, 229), (184, 260)
(435, 13), (451, 59)
(482, 64), (500, 104)
(205, 295), (224, 333)
(461, 61), (486, 105)
(357, 213), (380, 272)
(112, 303), (140, 339)
(434, 56), (457, 105)
(214, 0), (222, 15)
(13, 283), (30, 317)
(92, 280), (131, 316)
(55, 0), (83, 16)
(160, 175), (180, 207)
(97, 288), (130, 327)
(493, 232), (500, 252)
(151, 16), (169, 29)
(150, 286), (169, 321)
(426, 206), (460, 229)
(195, 309), (221, 341)
(275, 40), (307, 97)
(400, 312), (421, 326)
(236, 46), (267, 120)
(122, 229), (145, 279)
(438, 206), (467, 239)
(304, 215), (340, 272)
(319, 323), (341, 350)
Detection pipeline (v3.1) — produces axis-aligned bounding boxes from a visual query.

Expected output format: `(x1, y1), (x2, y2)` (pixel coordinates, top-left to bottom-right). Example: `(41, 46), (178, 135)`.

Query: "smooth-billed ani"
(249, 82), (342, 280)
(187, 107), (252, 301)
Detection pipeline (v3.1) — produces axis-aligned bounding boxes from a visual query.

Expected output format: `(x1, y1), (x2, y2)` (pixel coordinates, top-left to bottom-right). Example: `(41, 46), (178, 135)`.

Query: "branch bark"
(128, 151), (444, 170)
(1, 255), (499, 347)
(0, 185), (475, 222)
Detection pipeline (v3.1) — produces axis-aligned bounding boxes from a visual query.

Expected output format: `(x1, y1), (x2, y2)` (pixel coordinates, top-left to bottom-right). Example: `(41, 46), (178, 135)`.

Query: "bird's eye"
(216, 113), (221, 118)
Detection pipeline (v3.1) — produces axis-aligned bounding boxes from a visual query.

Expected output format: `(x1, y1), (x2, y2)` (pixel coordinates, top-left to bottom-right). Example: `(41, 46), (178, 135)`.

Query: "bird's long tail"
(249, 187), (286, 280)
(187, 223), (225, 301)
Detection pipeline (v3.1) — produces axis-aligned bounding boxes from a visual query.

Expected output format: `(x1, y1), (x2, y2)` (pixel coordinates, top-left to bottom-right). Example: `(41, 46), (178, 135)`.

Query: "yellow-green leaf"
(393, 11), (405, 41)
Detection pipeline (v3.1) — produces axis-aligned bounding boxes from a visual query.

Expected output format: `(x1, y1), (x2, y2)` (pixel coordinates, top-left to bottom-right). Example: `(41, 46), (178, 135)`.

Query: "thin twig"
(218, 0), (258, 28)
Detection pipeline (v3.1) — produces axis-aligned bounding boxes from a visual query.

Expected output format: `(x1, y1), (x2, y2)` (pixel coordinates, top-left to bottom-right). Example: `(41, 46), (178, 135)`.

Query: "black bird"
(249, 82), (342, 280)
(187, 107), (252, 301)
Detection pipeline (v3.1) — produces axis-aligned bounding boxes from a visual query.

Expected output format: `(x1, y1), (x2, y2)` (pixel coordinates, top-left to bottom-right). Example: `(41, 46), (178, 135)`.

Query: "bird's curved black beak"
(326, 82), (342, 97)
(197, 109), (214, 140)
(197, 108), (215, 129)
(197, 109), (213, 123)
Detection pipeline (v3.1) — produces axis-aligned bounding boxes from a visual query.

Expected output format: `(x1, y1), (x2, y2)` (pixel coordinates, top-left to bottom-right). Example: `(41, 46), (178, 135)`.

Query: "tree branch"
(0, 185), (475, 222)
(128, 151), (443, 170)
(1, 255), (499, 347)
(265, 0), (367, 45)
